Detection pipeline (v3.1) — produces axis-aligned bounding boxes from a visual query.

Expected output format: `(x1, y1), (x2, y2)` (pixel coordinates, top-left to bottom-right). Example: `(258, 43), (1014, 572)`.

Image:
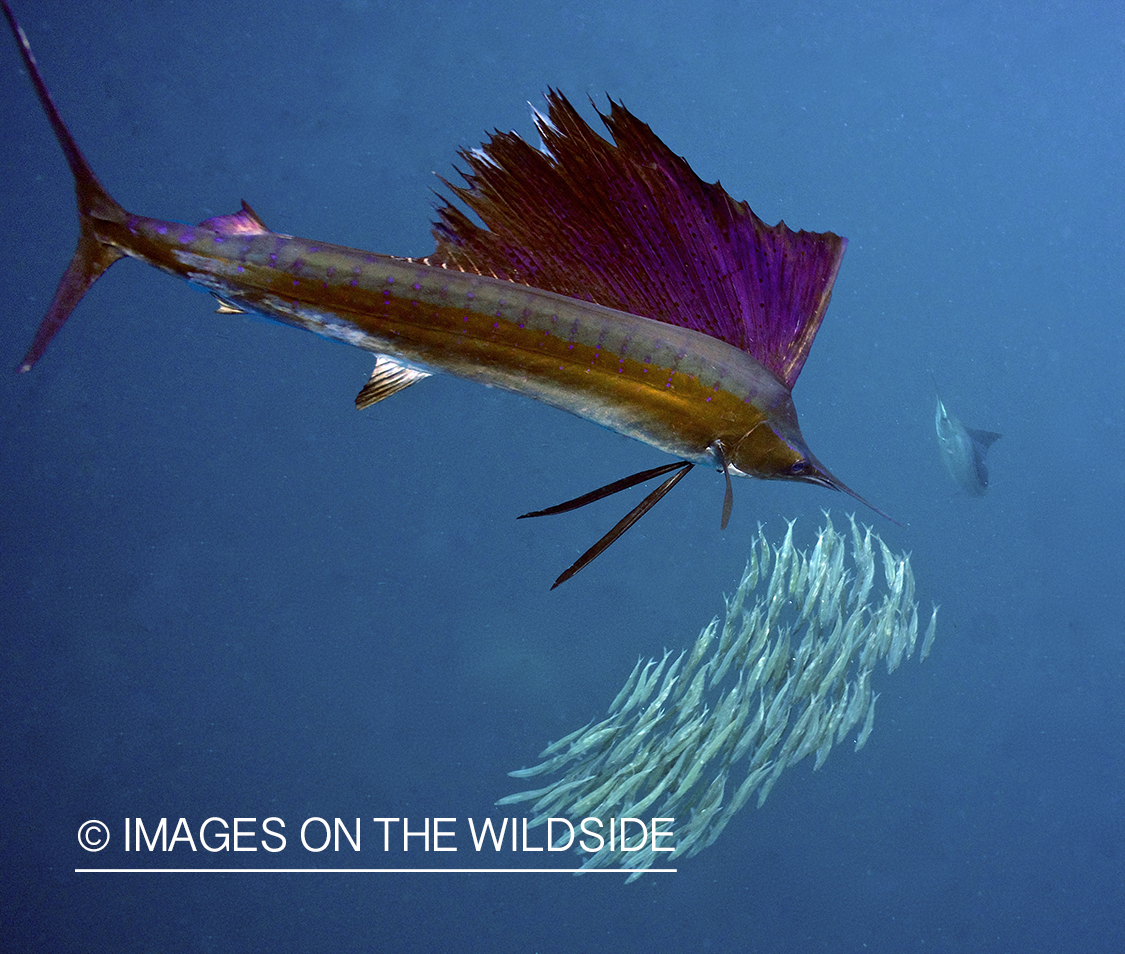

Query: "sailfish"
(4, 1), (887, 587)
(933, 377), (1001, 496)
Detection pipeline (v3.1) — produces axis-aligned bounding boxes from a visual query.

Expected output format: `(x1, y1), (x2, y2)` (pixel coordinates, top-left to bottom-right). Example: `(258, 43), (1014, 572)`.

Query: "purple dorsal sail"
(426, 90), (846, 390)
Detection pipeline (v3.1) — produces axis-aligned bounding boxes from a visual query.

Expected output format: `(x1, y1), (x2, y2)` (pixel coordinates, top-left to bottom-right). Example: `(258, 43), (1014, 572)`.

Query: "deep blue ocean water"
(1, 1), (1122, 950)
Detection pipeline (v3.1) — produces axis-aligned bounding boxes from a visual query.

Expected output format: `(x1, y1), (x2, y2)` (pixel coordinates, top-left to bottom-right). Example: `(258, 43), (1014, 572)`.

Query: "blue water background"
(1, 0), (1122, 950)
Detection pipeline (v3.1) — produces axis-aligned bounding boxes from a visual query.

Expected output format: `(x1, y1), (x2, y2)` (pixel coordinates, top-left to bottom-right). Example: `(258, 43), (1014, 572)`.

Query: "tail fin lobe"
(4, 0), (129, 370)
(3, 2), (123, 224)
(17, 236), (125, 372)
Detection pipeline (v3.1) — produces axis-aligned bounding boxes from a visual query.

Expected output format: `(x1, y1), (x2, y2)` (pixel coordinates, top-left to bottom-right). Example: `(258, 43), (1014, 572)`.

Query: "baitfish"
(932, 377), (1001, 496)
(499, 515), (939, 878)
(3, 2), (888, 586)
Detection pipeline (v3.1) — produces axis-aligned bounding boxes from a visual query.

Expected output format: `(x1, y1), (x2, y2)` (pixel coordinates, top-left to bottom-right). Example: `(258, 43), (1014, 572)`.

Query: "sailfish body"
(934, 387), (1001, 496)
(4, 2), (883, 584)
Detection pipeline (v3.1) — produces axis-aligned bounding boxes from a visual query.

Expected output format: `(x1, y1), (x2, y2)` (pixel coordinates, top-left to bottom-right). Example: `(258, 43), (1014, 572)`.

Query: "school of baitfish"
(498, 514), (937, 880)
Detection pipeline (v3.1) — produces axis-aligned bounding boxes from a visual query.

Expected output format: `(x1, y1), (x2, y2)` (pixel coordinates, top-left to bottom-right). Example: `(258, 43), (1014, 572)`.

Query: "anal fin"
(211, 293), (245, 314)
(355, 355), (432, 409)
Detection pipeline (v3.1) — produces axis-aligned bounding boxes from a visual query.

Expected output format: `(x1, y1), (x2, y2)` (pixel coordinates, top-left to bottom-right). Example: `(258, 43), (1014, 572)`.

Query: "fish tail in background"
(3, 0), (128, 372)
(931, 372), (1002, 495)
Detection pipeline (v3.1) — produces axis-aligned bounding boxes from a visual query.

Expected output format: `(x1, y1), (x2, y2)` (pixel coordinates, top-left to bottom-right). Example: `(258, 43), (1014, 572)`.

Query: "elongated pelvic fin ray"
(520, 461), (694, 588)
(519, 461), (692, 519)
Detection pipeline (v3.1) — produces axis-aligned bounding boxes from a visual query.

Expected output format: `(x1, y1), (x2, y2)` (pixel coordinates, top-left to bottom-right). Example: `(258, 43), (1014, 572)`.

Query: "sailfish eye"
(788, 459), (811, 476)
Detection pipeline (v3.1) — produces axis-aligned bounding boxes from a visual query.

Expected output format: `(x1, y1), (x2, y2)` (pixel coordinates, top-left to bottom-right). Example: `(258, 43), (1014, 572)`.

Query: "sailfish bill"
(4, 1), (891, 586)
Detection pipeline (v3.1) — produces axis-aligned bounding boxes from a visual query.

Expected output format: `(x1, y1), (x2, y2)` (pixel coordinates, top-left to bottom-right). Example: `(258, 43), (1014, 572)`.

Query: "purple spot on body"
(292, 259), (305, 272)
(292, 279), (299, 287)
(309, 246), (320, 253)
(326, 267), (336, 278)
(350, 279), (359, 288)
(269, 253), (278, 267)
(180, 233), (195, 244)
(386, 276), (394, 284)
(155, 224), (168, 235)
(213, 235), (224, 243)
(413, 283), (422, 291)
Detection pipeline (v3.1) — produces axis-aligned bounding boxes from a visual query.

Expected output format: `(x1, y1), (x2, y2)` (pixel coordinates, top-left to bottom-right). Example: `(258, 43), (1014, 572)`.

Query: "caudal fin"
(3, 1), (128, 371)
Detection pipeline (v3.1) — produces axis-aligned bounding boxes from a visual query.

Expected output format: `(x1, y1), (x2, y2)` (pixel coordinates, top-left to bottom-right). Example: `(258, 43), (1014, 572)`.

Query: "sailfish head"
(722, 395), (897, 524)
(711, 382), (895, 522)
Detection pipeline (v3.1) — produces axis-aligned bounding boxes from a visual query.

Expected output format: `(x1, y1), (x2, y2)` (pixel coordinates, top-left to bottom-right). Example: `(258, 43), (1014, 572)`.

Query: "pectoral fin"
(710, 440), (735, 530)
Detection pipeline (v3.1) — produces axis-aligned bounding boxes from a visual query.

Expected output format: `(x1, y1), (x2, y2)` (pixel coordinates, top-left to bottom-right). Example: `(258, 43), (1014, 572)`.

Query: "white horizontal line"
(75, 867), (677, 874)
